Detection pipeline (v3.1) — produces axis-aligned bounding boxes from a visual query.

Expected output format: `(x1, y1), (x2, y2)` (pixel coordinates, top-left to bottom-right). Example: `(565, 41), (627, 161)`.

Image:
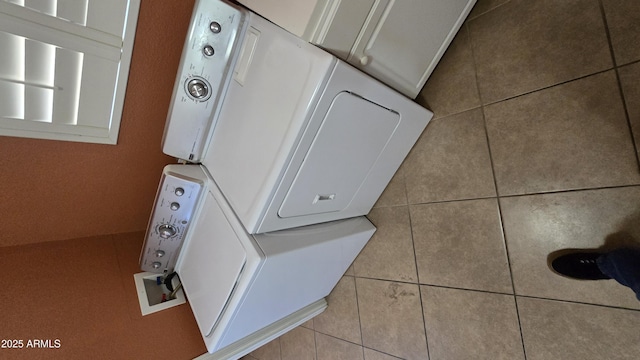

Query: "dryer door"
(278, 91), (399, 218)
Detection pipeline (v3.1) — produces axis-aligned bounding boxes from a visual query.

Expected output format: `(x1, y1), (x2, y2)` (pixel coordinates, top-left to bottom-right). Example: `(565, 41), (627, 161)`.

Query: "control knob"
(210, 21), (221, 33)
(186, 78), (209, 100)
(203, 45), (214, 57)
(158, 224), (177, 238)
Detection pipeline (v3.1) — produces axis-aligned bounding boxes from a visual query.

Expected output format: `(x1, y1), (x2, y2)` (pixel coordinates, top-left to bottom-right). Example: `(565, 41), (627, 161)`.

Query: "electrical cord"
(163, 272), (182, 300)
(163, 272), (177, 292)
(168, 283), (183, 300)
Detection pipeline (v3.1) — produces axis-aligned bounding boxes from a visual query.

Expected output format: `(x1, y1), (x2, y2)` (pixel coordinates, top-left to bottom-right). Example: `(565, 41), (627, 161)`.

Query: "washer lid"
(176, 189), (248, 338)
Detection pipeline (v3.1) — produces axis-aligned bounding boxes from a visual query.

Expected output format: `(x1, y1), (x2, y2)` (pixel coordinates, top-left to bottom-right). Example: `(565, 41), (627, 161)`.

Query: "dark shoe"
(548, 250), (611, 280)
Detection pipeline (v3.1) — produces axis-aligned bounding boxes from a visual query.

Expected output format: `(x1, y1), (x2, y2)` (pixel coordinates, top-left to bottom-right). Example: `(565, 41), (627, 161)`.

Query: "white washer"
(145, 165), (374, 355)
(162, 0), (433, 234)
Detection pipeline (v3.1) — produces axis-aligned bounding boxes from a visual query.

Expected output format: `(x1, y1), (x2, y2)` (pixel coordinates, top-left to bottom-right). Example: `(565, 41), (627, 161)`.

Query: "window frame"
(0, 0), (141, 145)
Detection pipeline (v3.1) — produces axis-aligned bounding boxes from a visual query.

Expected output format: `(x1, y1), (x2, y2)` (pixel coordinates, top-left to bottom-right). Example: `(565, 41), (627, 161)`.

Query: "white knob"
(360, 55), (370, 66)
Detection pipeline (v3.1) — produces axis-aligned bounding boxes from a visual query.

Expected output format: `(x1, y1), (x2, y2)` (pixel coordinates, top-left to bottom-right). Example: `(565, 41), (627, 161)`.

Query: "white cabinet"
(237, 0), (476, 98)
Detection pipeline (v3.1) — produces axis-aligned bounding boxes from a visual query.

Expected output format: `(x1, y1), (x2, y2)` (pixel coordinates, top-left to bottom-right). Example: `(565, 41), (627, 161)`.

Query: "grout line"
(313, 326), (318, 360)
(598, 0), (640, 173)
(340, 276), (640, 315)
(422, 282), (517, 297)
(312, 331), (362, 348)
(598, 0), (618, 68)
(495, 197), (529, 360)
(406, 203), (431, 360)
(352, 276), (366, 358)
(406, 194), (498, 207)
(313, 330), (404, 359)
(514, 293), (640, 313)
(360, 346), (404, 360)
(403, 181), (640, 209)
(481, 67), (617, 108)
(467, 0), (512, 21)
(474, 56), (640, 110)
(425, 105), (483, 121)
(616, 73), (640, 173)
(352, 274), (517, 297)
(466, 13), (529, 357)
(497, 183), (640, 200)
(619, 58), (640, 68)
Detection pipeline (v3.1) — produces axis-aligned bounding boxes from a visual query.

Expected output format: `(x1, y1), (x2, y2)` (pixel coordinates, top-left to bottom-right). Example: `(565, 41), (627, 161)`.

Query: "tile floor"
(244, 0), (640, 359)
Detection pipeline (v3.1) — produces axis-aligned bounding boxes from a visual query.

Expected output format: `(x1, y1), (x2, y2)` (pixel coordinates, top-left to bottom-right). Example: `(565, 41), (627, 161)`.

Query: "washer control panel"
(140, 166), (204, 273)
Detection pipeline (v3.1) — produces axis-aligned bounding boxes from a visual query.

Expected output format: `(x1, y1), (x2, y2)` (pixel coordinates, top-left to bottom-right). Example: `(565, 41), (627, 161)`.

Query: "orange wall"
(0, 0), (195, 247)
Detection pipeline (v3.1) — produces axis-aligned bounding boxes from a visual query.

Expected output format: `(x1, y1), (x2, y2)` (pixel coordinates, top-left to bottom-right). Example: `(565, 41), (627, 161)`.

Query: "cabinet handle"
(359, 55), (370, 66)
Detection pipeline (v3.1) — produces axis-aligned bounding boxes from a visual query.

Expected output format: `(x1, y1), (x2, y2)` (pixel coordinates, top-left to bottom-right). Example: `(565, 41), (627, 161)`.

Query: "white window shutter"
(0, 0), (140, 144)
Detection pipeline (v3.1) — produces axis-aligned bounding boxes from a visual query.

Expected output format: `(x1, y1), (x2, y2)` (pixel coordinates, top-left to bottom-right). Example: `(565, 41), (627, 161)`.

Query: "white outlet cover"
(133, 272), (186, 316)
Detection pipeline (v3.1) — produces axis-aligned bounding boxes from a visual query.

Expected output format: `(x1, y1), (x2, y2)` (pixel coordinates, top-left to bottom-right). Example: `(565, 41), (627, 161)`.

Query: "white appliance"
(142, 0), (432, 357)
(142, 165), (374, 355)
(163, 0), (433, 234)
(235, 0), (477, 98)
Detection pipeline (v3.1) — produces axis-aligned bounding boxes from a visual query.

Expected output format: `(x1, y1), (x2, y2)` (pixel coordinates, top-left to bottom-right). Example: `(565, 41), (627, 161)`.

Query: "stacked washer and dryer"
(139, 0), (432, 358)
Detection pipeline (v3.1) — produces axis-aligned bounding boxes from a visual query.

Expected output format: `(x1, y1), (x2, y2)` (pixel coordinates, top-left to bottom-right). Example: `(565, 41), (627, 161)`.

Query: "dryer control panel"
(162, 0), (248, 162)
(140, 166), (204, 273)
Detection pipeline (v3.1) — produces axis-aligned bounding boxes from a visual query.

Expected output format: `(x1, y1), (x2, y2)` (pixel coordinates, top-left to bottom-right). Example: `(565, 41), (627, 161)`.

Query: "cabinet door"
(348, 0), (475, 98)
(307, 0), (374, 59)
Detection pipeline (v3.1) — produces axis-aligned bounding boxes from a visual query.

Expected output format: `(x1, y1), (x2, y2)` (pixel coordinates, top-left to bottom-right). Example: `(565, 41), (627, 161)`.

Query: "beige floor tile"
(500, 187), (640, 309)
(469, 0), (612, 104)
(280, 326), (316, 360)
(373, 167), (407, 208)
(356, 278), (428, 360)
(301, 319), (314, 330)
(468, 0), (510, 19)
(421, 286), (524, 360)
(250, 338), (281, 360)
(404, 109), (496, 204)
(363, 348), (404, 360)
(315, 333), (364, 360)
(355, 207), (418, 282)
(602, 0), (640, 65)
(485, 71), (640, 196)
(518, 297), (640, 360)
(411, 199), (512, 293)
(344, 265), (355, 276)
(416, 25), (480, 118)
(619, 62), (640, 160)
(313, 276), (362, 344)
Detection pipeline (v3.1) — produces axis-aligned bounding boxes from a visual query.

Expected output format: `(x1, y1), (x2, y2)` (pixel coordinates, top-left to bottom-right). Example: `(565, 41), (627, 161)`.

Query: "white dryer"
(162, 0), (433, 234)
